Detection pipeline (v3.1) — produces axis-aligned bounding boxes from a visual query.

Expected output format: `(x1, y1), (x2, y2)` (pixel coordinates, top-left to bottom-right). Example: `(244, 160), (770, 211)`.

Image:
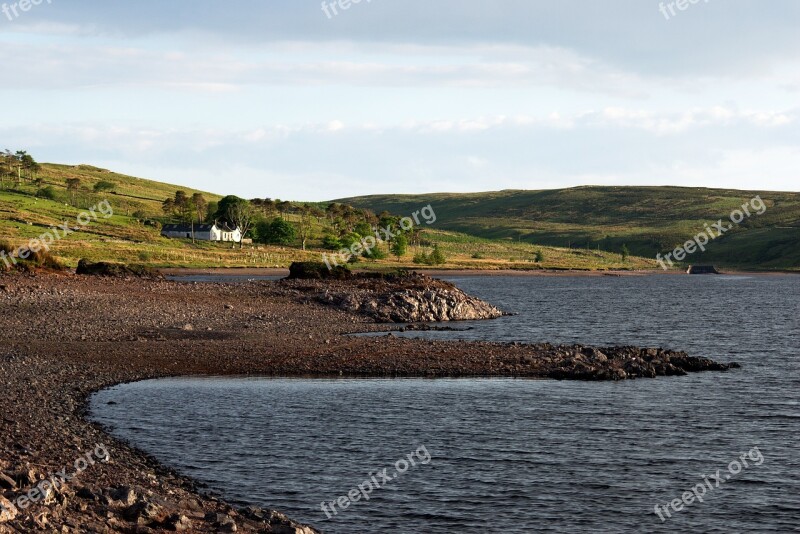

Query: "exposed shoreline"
(159, 266), (798, 278)
(0, 271), (740, 532)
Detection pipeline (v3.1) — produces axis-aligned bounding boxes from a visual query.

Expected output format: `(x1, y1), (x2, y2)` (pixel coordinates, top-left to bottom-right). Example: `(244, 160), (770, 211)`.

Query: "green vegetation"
(4, 151), (793, 272)
(338, 187), (800, 270)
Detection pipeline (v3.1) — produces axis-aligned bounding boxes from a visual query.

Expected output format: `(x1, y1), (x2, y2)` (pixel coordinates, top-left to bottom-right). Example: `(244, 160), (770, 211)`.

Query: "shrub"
(36, 186), (59, 200)
(322, 234), (342, 250)
(413, 252), (429, 265)
(471, 252), (485, 259)
(429, 245), (446, 265)
(533, 250), (544, 263)
(362, 245), (388, 260)
(412, 246), (446, 266)
(93, 180), (116, 193)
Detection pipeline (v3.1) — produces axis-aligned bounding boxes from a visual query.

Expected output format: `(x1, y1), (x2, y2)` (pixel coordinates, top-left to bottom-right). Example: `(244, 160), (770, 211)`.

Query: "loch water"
(91, 275), (800, 533)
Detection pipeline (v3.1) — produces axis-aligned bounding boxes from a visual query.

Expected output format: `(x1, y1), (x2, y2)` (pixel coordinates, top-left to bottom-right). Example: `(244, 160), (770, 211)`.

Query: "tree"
(391, 235), (408, 261)
(429, 244), (446, 265)
(224, 197), (254, 248)
(191, 193), (208, 223)
(173, 190), (191, 222)
(296, 204), (314, 251)
(277, 200), (293, 220)
(256, 217), (296, 245)
(162, 198), (176, 219)
(93, 180), (115, 193)
(205, 201), (218, 223)
(65, 178), (81, 206)
(533, 250), (544, 263)
(621, 244), (630, 262)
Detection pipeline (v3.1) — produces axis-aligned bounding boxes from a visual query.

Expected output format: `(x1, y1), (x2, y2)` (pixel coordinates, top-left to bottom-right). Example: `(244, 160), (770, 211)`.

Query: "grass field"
(339, 186), (800, 271)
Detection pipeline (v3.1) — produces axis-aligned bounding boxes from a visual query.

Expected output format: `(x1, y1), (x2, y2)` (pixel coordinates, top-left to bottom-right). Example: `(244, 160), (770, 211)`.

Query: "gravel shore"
(0, 272), (738, 532)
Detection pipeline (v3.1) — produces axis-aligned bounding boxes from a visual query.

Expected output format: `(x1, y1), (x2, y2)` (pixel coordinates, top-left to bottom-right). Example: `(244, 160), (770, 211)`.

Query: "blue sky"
(1, 0), (798, 200)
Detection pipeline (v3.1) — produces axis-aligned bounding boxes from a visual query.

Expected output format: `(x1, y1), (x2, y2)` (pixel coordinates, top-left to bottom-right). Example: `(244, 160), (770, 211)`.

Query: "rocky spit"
(0, 271), (739, 533)
(279, 271), (505, 323)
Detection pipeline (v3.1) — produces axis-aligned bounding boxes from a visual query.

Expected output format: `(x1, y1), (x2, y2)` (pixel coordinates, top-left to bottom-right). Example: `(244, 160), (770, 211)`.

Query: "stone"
(109, 486), (137, 506)
(216, 514), (237, 532)
(164, 513), (192, 531)
(0, 496), (18, 523)
(123, 499), (163, 524)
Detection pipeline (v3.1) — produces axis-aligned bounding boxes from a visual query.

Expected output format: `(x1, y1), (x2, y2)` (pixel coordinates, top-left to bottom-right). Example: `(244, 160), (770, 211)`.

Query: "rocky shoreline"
(0, 271), (739, 532)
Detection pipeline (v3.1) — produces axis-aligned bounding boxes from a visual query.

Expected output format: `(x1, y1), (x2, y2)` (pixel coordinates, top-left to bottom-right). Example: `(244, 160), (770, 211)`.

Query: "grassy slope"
(337, 186), (800, 270)
(0, 164), (657, 270)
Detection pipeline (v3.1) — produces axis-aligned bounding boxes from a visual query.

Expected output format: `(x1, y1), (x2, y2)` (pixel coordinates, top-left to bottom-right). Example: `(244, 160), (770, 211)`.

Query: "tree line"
(0, 150), (40, 190)
(160, 191), (438, 261)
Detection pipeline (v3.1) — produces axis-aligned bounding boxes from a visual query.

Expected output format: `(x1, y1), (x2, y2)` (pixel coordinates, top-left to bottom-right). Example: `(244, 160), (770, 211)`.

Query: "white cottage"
(161, 222), (242, 242)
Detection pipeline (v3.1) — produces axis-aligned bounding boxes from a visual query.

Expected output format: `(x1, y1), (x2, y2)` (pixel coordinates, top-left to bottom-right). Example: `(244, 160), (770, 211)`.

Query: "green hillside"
(337, 187), (800, 270)
(1, 162), (656, 270)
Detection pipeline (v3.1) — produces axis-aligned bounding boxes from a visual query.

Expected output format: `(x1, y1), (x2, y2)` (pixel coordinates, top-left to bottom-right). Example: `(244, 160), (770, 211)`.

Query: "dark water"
(90, 275), (800, 533)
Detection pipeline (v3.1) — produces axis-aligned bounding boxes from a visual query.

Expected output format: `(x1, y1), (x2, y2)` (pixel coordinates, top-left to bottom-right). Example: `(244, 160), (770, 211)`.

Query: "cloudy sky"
(1, 0), (798, 200)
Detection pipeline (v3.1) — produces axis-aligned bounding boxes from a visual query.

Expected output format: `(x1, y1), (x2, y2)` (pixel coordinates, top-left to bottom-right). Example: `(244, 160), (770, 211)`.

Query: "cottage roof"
(162, 223), (215, 232)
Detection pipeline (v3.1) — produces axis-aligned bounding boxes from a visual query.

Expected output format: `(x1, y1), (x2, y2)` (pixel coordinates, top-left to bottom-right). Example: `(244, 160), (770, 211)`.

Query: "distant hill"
(337, 186), (800, 270)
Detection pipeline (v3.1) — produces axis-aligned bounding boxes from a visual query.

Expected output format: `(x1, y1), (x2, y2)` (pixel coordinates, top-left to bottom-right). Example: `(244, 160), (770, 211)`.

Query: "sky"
(1, 0), (798, 201)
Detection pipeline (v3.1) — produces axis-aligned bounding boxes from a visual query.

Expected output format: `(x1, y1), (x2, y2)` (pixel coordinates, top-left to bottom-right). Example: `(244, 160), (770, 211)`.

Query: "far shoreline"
(158, 266), (797, 278)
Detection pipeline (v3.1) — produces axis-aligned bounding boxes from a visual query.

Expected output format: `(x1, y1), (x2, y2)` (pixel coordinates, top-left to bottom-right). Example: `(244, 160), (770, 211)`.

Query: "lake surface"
(91, 275), (800, 533)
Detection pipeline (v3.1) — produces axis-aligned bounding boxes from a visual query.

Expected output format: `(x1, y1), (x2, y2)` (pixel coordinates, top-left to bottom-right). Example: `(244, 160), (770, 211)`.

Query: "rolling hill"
(1, 163), (656, 270)
(337, 186), (800, 270)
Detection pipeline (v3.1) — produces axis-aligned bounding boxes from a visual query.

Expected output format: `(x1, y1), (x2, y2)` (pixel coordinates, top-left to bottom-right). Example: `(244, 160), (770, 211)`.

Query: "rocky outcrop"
(281, 271), (505, 322)
(76, 259), (161, 279)
(541, 345), (740, 380)
(287, 261), (352, 280)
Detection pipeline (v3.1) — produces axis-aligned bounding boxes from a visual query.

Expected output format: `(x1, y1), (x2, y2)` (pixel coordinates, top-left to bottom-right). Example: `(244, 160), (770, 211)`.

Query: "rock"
(76, 486), (96, 500)
(0, 472), (16, 490)
(0, 496), (17, 523)
(76, 259), (160, 279)
(109, 486), (137, 506)
(281, 271), (505, 323)
(287, 261), (352, 280)
(215, 513), (237, 532)
(123, 499), (163, 524)
(164, 513), (192, 531)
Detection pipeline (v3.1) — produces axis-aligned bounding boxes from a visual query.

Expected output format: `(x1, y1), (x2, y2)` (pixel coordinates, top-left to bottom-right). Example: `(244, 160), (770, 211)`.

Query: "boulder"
(287, 261), (352, 280)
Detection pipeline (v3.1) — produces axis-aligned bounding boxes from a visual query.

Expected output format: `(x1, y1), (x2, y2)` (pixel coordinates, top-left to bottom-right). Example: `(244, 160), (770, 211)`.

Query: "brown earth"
(0, 271), (739, 532)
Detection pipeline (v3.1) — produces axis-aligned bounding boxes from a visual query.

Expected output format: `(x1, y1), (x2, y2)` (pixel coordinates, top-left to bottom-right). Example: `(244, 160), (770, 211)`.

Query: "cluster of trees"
(159, 192), (438, 262)
(0, 150), (40, 190)
(413, 244), (447, 265)
(162, 190), (210, 224)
